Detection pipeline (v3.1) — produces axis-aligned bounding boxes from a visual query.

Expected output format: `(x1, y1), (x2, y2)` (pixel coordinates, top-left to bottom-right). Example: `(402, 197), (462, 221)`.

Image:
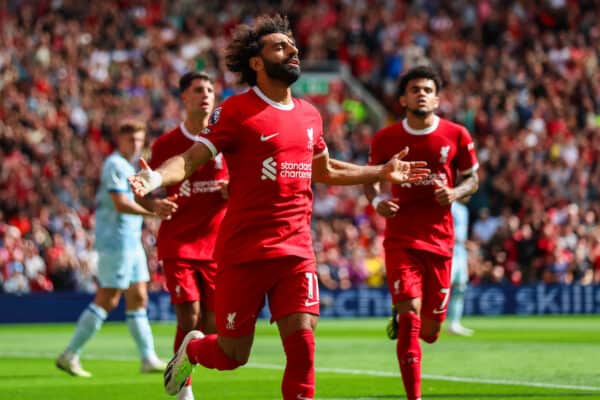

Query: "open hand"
(375, 198), (400, 218)
(381, 147), (430, 184)
(152, 195), (178, 220)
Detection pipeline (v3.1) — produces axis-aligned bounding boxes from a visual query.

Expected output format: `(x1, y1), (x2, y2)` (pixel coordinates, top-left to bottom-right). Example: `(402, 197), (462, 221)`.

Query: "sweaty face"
(400, 78), (439, 117)
(259, 33), (301, 85)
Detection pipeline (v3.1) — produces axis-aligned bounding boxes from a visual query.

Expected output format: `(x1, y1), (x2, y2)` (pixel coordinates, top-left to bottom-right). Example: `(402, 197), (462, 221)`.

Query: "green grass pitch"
(1, 316), (599, 399)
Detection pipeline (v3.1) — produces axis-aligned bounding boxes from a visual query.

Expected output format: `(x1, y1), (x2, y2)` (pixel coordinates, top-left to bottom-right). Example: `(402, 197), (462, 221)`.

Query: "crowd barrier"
(1, 284), (599, 323)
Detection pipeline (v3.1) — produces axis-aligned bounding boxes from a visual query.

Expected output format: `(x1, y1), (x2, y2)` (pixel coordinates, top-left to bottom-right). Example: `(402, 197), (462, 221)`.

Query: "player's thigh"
(97, 249), (136, 290)
(268, 257), (320, 327)
(195, 260), (217, 313)
(214, 260), (273, 338)
(385, 249), (424, 305)
(163, 259), (202, 304)
(421, 252), (452, 321)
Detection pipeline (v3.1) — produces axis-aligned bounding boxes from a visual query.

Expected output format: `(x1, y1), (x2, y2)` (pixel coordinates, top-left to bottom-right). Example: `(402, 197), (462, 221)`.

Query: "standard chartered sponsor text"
(280, 161), (312, 179)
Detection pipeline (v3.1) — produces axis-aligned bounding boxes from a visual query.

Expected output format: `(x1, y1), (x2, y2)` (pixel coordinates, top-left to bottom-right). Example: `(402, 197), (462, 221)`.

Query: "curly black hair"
(397, 65), (443, 97)
(225, 14), (293, 86)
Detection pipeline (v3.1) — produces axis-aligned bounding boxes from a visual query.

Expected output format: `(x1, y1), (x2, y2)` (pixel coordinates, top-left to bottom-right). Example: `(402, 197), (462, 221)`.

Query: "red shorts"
(385, 248), (451, 321)
(163, 259), (216, 310)
(215, 256), (319, 337)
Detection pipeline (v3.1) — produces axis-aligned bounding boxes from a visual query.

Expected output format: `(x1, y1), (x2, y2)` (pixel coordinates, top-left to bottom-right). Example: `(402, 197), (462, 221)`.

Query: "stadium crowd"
(1, 0), (600, 294)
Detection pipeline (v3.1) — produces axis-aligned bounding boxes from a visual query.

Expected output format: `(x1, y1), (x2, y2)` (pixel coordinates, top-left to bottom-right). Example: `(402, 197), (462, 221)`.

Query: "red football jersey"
(369, 116), (479, 257)
(195, 87), (328, 265)
(149, 123), (228, 261)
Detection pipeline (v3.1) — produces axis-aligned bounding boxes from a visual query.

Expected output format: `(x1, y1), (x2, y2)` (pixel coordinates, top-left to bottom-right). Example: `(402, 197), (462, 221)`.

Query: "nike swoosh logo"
(304, 300), (320, 307)
(432, 308), (446, 314)
(260, 133), (279, 141)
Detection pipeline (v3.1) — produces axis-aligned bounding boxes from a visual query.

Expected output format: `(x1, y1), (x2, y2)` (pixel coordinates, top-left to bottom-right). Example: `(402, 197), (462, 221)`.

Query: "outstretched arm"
(129, 142), (213, 196)
(312, 147), (429, 185)
(110, 192), (177, 219)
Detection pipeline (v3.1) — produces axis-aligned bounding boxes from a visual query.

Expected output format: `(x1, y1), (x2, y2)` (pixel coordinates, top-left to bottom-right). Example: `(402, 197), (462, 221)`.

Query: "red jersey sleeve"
(313, 113), (327, 158)
(368, 131), (389, 166)
(455, 127), (479, 175)
(148, 138), (167, 170)
(200, 103), (238, 157)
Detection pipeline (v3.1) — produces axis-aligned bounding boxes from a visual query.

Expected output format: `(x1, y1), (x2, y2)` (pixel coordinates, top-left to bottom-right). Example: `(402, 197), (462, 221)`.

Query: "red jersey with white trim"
(149, 124), (228, 261)
(369, 116), (478, 257)
(196, 87), (327, 266)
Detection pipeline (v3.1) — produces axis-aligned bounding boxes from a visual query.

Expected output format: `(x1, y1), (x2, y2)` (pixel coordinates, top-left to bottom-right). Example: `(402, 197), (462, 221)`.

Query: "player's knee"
(396, 299), (421, 315)
(420, 321), (441, 343)
(103, 297), (120, 312)
(420, 331), (440, 343)
(230, 352), (250, 367)
(223, 342), (252, 367)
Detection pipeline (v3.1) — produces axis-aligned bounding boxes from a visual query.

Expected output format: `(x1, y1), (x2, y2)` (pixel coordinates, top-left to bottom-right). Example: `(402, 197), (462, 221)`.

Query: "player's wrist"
(142, 169), (163, 192)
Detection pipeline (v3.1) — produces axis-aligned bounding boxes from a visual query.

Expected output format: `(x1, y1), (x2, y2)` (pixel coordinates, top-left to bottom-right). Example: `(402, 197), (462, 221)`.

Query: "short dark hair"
(118, 119), (145, 135)
(179, 71), (214, 93)
(397, 65), (443, 97)
(225, 14), (293, 86)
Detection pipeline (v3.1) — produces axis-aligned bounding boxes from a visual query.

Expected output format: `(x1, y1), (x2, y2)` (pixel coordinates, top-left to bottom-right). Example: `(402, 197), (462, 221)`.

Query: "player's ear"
(432, 93), (440, 109)
(250, 56), (263, 73)
(398, 95), (407, 108)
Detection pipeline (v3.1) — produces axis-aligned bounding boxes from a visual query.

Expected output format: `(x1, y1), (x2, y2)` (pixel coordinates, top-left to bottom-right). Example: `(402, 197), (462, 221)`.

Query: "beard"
(407, 107), (432, 117)
(263, 56), (301, 85)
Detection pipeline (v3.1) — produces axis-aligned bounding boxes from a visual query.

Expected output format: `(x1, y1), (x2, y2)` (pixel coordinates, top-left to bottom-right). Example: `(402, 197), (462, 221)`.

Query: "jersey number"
(304, 272), (320, 306)
(432, 288), (450, 314)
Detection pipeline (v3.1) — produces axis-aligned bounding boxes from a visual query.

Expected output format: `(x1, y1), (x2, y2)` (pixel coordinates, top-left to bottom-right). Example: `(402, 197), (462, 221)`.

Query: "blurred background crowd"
(2, 0), (600, 294)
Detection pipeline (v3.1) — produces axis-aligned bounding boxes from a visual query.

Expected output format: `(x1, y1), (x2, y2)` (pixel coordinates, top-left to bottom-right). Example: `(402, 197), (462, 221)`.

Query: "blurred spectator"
(2, 0), (600, 293)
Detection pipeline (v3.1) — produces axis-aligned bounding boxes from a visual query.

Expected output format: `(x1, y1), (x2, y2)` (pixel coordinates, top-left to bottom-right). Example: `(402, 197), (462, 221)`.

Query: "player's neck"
(255, 79), (293, 105)
(183, 116), (209, 136)
(405, 112), (437, 130)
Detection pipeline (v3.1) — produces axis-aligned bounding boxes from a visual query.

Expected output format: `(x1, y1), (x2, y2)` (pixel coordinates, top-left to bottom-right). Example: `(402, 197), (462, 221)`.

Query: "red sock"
(186, 334), (241, 371)
(396, 312), (422, 400)
(175, 326), (192, 386)
(281, 329), (315, 400)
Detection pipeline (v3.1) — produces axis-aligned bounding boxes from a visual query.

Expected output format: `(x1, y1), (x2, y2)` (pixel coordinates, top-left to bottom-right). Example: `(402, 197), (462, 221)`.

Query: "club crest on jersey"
(306, 128), (313, 149)
(209, 107), (222, 126)
(226, 312), (237, 330)
(439, 145), (450, 163)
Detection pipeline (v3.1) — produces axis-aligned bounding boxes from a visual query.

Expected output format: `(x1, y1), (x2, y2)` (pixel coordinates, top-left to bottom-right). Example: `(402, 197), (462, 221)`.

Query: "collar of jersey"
(402, 115), (440, 135)
(180, 122), (205, 142)
(252, 86), (295, 111)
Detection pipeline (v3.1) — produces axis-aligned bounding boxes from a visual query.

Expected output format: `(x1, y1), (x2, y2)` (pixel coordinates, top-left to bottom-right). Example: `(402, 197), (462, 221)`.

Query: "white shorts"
(97, 245), (149, 289)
